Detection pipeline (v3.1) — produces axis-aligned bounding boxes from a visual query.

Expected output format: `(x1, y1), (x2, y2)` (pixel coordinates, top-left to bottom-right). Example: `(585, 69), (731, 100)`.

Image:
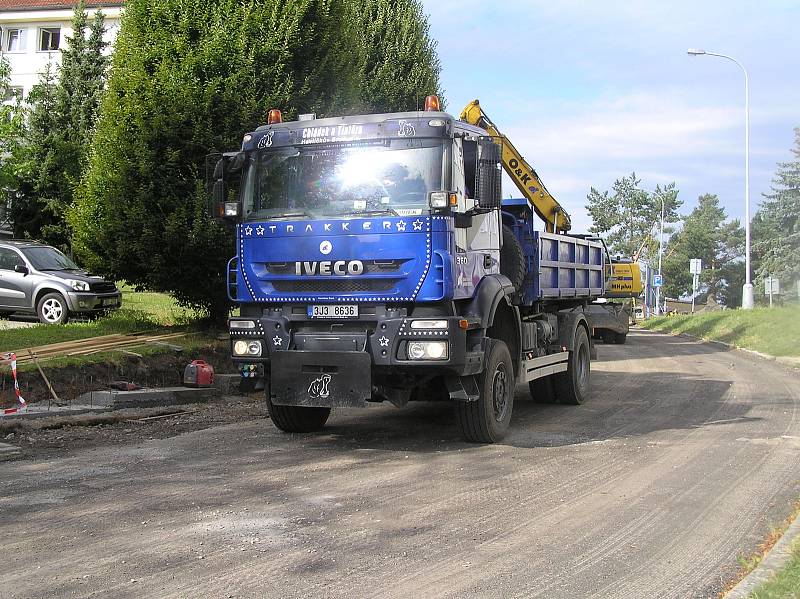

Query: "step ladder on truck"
(209, 96), (612, 442)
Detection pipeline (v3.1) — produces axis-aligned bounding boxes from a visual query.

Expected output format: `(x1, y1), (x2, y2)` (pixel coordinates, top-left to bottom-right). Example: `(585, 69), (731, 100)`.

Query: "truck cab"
(211, 97), (604, 443)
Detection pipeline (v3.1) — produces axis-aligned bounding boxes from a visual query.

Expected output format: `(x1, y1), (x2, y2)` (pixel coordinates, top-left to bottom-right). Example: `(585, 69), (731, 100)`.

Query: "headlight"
(233, 340), (262, 356)
(229, 320), (256, 329)
(66, 279), (89, 292)
(407, 341), (448, 360)
(410, 320), (448, 330)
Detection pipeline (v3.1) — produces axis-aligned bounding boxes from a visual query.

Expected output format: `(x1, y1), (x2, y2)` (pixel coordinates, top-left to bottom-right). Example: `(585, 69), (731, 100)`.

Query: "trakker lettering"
(294, 260), (365, 276)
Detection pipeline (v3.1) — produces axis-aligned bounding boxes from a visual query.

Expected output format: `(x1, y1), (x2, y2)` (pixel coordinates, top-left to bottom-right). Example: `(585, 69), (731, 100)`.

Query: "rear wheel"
(528, 375), (558, 403)
(456, 339), (514, 443)
(614, 332), (627, 344)
(554, 326), (590, 405)
(265, 380), (330, 433)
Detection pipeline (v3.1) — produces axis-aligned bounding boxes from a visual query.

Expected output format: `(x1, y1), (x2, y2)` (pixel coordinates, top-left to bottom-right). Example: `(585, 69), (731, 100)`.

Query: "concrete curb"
(725, 513), (800, 598)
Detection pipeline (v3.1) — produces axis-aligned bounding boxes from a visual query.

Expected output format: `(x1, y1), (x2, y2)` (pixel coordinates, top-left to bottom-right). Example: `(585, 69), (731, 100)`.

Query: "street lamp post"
(687, 48), (754, 309)
(655, 195), (665, 316)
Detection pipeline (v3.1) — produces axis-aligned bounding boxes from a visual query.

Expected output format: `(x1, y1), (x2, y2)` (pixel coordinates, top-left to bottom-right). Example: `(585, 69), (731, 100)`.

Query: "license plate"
(308, 304), (358, 319)
(102, 298), (118, 307)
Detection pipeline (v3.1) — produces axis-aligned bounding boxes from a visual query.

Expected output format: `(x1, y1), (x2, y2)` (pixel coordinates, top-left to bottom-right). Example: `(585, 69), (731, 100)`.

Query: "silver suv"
(0, 240), (121, 324)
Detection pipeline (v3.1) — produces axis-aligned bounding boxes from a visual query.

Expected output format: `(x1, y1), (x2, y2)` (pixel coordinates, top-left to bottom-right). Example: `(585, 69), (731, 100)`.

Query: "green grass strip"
(641, 305), (800, 357)
(750, 537), (800, 598)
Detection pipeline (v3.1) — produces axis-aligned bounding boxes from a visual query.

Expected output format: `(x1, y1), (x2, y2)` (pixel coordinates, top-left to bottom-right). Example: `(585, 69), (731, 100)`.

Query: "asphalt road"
(1, 330), (799, 598)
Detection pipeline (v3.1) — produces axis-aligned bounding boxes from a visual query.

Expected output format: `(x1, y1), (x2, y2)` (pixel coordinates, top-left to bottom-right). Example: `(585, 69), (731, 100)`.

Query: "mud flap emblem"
(308, 374), (331, 399)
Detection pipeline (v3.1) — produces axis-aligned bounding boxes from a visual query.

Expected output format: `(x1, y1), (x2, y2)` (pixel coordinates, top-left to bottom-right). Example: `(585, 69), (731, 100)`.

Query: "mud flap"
(270, 351), (372, 408)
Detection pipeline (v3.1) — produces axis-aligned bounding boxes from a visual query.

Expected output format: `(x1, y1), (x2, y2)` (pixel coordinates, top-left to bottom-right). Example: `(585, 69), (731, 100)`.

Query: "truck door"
(453, 137), (501, 300)
(0, 248), (31, 310)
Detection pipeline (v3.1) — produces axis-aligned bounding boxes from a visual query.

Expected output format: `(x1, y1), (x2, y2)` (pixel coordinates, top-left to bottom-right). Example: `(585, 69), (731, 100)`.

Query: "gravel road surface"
(1, 330), (799, 598)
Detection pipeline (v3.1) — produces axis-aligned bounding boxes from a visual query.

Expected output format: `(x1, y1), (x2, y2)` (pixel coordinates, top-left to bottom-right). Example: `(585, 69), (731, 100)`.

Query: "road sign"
(765, 277), (780, 295)
(653, 274), (663, 287)
(689, 258), (702, 275)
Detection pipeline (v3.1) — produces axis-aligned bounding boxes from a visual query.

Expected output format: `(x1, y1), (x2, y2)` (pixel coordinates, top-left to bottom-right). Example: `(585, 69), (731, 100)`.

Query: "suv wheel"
(37, 292), (69, 325)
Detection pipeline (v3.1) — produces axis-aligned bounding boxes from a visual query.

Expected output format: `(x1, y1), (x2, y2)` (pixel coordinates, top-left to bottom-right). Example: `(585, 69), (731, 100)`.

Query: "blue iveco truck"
(209, 96), (605, 443)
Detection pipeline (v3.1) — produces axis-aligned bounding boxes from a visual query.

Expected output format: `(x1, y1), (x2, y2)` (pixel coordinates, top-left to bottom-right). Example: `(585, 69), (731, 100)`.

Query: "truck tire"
(37, 292), (69, 325)
(266, 385), (331, 433)
(614, 332), (627, 344)
(528, 375), (557, 403)
(554, 326), (590, 405)
(456, 339), (514, 443)
(500, 225), (526, 292)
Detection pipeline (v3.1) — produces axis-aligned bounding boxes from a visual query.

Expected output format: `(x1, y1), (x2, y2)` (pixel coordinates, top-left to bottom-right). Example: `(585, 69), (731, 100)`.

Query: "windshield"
(241, 139), (444, 220)
(22, 246), (80, 271)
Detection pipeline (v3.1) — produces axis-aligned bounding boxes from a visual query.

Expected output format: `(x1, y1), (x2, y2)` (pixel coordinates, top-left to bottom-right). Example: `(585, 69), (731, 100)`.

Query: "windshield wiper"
(328, 208), (400, 217)
(264, 211), (315, 221)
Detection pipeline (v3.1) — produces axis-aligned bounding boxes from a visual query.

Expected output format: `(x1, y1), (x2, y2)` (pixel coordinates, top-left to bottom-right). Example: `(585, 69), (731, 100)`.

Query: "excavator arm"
(460, 99), (571, 233)
(461, 99), (644, 298)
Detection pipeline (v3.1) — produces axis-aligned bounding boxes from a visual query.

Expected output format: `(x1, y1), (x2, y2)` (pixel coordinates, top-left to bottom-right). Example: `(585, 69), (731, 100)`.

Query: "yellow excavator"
(460, 99), (643, 340)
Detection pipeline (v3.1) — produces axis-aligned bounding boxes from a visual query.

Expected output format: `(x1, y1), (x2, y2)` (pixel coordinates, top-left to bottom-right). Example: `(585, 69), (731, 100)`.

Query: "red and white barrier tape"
(1, 352), (27, 416)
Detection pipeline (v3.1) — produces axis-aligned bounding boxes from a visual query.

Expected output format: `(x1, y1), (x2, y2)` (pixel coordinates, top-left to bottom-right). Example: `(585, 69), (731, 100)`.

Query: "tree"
(752, 128), (800, 298)
(70, 0), (442, 321)
(586, 173), (682, 261)
(10, 1), (108, 248)
(661, 194), (744, 303)
(352, 0), (442, 112)
(0, 57), (26, 231)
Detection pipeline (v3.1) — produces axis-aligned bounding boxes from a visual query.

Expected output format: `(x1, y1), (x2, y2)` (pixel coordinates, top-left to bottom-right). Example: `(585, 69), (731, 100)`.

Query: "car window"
(0, 248), (25, 271)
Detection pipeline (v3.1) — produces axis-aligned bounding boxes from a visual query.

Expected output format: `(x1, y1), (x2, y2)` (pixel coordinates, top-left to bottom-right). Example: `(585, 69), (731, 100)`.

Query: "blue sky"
(422, 0), (800, 232)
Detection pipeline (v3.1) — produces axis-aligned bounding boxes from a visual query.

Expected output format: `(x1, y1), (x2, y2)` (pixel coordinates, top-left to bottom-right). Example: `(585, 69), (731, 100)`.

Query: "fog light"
(407, 341), (448, 360)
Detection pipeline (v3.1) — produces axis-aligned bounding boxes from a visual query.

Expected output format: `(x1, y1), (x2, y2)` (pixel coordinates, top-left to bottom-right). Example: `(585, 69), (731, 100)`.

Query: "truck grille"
(89, 281), (117, 294)
(272, 279), (398, 293)
(266, 260), (407, 275)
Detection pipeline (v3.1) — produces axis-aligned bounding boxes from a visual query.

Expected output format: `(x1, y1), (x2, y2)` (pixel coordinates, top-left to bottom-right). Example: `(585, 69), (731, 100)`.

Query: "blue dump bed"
(502, 199), (605, 305)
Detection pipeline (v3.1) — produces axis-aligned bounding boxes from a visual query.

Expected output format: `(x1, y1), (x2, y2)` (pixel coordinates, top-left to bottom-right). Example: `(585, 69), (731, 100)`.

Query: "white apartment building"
(0, 0), (124, 102)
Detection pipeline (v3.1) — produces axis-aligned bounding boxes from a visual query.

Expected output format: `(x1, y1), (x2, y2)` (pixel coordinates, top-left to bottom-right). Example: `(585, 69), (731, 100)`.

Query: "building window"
(6, 29), (25, 52)
(3, 87), (24, 103)
(39, 27), (60, 51)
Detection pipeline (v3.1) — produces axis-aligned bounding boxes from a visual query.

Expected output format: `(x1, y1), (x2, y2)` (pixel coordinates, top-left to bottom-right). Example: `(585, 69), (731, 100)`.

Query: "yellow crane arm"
(459, 99), (571, 233)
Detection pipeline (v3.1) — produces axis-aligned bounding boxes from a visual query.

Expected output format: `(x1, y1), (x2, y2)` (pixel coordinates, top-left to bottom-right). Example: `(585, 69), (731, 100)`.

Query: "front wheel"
(456, 339), (514, 443)
(554, 326), (590, 405)
(37, 292), (69, 325)
(266, 384), (330, 433)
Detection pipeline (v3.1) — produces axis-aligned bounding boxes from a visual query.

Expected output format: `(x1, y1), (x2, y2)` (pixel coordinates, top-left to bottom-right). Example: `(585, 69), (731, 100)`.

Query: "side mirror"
(14, 264), (29, 275)
(475, 137), (501, 210)
(207, 152), (244, 220)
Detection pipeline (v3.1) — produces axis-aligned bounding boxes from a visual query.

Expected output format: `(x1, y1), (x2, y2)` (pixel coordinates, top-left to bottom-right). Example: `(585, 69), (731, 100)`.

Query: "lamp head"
(687, 48), (706, 56)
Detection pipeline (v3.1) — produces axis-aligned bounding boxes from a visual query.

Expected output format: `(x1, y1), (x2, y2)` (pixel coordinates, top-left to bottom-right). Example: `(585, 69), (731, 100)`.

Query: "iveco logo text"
(294, 261), (364, 276)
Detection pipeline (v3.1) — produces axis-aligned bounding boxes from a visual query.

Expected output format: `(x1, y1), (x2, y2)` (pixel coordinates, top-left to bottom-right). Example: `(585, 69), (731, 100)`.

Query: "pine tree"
(752, 128), (800, 298)
(661, 194), (744, 302)
(352, 0), (442, 112)
(10, 0), (108, 248)
(69, 0), (371, 321)
(586, 173), (682, 261)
